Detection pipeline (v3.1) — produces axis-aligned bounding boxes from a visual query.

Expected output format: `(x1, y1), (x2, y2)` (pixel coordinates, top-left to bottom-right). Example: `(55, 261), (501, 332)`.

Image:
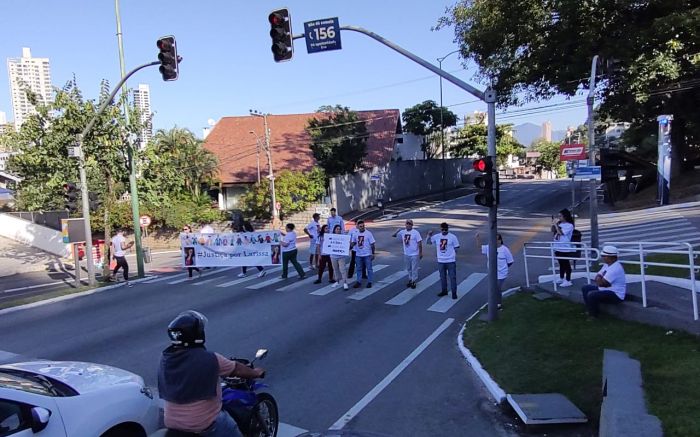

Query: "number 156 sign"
(304, 17), (342, 54)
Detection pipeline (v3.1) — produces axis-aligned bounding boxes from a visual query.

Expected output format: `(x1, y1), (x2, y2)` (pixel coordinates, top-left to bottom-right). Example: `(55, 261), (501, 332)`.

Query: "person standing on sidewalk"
(427, 222), (460, 299)
(327, 208), (345, 234)
(392, 219), (422, 289)
(581, 246), (626, 317)
(475, 232), (513, 309)
(304, 213), (321, 271)
(552, 208), (576, 287)
(314, 224), (335, 284)
(182, 225), (201, 280)
(329, 224), (349, 290)
(237, 220), (266, 278)
(109, 228), (134, 287)
(351, 220), (376, 288)
(280, 223), (306, 280)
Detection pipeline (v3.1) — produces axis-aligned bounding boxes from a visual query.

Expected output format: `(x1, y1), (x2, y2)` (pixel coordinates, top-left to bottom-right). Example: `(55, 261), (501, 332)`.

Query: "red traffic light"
(269, 12), (284, 26)
(472, 157), (493, 173)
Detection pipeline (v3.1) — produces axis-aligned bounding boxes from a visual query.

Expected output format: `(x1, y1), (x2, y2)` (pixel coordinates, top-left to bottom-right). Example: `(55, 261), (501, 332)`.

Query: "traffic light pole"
(292, 26), (500, 320)
(587, 56), (599, 249)
(77, 60), (159, 285)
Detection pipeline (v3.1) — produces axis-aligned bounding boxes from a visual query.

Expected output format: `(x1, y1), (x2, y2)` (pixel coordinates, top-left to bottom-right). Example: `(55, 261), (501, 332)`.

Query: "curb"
(373, 192), (476, 223)
(537, 272), (700, 291)
(0, 275), (157, 316)
(457, 286), (520, 404)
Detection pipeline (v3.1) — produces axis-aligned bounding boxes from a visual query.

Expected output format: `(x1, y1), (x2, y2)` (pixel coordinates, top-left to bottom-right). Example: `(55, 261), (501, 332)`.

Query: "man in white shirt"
(476, 232), (514, 309)
(427, 222), (460, 299)
(304, 213), (321, 269)
(327, 208), (345, 234)
(109, 229), (134, 287)
(200, 223), (215, 234)
(350, 220), (376, 288)
(581, 245), (626, 317)
(392, 219), (423, 289)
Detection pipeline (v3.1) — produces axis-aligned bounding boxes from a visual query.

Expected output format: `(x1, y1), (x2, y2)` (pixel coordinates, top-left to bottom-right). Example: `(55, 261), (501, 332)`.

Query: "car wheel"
(101, 423), (147, 437)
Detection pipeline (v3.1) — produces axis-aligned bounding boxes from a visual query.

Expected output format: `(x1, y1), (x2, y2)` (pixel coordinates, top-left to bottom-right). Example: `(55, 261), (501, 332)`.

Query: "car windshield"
(0, 369), (76, 397)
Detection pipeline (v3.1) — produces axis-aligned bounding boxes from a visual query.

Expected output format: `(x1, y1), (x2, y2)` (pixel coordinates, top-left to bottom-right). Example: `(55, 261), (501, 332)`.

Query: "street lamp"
(437, 49), (461, 200)
(249, 110), (278, 223)
(248, 130), (262, 184)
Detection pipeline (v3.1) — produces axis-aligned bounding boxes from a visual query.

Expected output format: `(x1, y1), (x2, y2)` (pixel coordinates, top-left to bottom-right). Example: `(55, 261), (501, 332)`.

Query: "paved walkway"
(0, 235), (65, 278)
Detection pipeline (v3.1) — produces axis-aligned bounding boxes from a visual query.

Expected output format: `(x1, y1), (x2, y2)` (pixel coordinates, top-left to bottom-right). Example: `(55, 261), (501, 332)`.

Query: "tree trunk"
(102, 173), (113, 279)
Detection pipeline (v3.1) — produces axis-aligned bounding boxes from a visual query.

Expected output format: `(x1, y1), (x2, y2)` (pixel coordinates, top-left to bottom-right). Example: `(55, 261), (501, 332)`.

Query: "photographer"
(551, 208), (576, 287)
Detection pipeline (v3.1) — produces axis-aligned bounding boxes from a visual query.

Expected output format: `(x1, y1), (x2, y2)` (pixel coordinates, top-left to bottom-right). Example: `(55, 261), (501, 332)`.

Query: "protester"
(475, 232), (514, 309)
(280, 223), (306, 279)
(182, 225), (201, 280)
(314, 224), (335, 284)
(329, 224), (349, 290)
(236, 220), (266, 278)
(392, 219), (422, 289)
(327, 208), (345, 234)
(427, 222), (460, 299)
(304, 213), (321, 270)
(109, 228), (134, 287)
(200, 222), (215, 234)
(347, 222), (367, 280)
(350, 220), (376, 288)
(552, 208), (576, 287)
(581, 246), (627, 317)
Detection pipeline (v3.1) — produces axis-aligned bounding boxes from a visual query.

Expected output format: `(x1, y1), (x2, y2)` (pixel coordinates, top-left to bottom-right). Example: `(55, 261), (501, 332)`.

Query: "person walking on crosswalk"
(392, 219), (423, 289)
(351, 220), (376, 289)
(314, 224), (335, 284)
(329, 224), (350, 290)
(427, 222), (460, 299)
(280, 223), (306, 280)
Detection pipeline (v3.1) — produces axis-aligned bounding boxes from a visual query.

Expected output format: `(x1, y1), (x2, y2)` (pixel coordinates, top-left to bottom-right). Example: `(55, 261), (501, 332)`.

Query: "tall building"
(541, 121), (552, 142)
(7, 48), (53, 129)
(132, 83), (152, 148)
(0, 111), (7, 135)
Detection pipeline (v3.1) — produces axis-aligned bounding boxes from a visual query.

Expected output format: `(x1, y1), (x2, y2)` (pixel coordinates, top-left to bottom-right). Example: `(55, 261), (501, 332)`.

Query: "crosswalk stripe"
(246, 264), (310, 290)
(427, 273), (487, 313)
(216, 267), (283, 288)
(282, 265), (389, 292)
(168, 267), (235, 284)
(348, 270), (408, 300)
(385, 271), (440, 306)
(192, 278), (216, 286)
(583, 222), (692, 237)
(596, 227), (698, 241)
(143, 272), (188, 283)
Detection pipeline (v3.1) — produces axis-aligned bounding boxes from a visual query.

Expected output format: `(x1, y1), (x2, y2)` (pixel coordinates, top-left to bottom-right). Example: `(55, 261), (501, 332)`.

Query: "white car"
(0, 361), (160, 437)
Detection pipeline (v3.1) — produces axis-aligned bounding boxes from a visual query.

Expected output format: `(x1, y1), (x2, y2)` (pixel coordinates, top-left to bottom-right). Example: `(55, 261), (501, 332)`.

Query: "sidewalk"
(0, 235), (66, 278)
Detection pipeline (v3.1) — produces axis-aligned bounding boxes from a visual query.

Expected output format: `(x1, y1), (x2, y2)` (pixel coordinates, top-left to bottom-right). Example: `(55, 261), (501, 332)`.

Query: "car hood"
(1, 361), (144, 394)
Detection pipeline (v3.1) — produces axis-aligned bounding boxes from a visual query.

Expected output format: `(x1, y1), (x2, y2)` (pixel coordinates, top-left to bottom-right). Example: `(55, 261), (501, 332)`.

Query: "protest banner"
(321, 233), (350, 256)
(180, 231), (282, 268)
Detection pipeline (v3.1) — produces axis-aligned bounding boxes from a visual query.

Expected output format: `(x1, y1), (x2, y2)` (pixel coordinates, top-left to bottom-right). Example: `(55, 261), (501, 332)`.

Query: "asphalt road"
(1, 179), (576, 436)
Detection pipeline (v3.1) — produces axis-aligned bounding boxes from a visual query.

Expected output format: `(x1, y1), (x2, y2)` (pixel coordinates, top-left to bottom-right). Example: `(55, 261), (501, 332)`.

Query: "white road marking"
(385, 271), (440, 306)
(348, 270), (408, 300)
(4, 281), (80, 293)
(167, 267), (235, 284)
(216, 267), (282, 288)
(142, 272), (188, 283)
(247, 265), (310, 290)
(285, 265), (388, 292)
(277, 422), (308, 437)
(428, 273), (487, 313)
(328, 318), (454, 430)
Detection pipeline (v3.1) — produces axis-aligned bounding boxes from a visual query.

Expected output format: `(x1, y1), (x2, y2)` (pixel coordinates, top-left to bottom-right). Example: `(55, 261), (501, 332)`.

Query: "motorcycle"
(150, 348), (278, 437)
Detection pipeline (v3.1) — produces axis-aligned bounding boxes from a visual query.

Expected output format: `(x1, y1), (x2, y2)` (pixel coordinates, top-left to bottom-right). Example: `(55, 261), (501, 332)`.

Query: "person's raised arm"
(392, 228), (402, 238)
(426, 230), (434, 245)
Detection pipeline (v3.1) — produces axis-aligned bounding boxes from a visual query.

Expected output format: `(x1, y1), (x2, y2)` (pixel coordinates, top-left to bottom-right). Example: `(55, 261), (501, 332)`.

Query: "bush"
(241, 168), (326, 220)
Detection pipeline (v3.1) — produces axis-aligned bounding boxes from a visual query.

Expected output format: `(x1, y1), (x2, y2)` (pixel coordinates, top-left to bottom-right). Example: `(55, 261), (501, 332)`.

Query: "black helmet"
(167, 310), (207, 347)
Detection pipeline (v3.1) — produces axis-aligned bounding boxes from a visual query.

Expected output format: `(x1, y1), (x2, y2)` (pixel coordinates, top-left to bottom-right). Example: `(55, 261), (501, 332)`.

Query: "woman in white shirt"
(475, 232), (514, 309)
(280, 223), (306, 279)
(551, 208), (576, 287)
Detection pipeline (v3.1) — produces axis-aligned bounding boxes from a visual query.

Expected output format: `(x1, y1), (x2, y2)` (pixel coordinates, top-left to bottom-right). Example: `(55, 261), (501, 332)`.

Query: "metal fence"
(5, 210), (69, 231)
(523, 241), (600, 292)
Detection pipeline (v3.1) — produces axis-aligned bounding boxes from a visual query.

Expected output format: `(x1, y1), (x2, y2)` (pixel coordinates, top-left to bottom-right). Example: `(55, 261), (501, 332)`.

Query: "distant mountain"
(512, 123), (541, 146)
(552, 130), (567, 142)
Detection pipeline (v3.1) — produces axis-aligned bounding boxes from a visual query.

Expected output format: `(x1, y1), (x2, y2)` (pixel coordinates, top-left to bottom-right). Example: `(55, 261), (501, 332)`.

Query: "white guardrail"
(523, 241), (600, 292)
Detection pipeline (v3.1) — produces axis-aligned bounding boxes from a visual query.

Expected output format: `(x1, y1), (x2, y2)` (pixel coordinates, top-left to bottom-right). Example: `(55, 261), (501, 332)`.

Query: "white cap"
(601, 245), (618, 256)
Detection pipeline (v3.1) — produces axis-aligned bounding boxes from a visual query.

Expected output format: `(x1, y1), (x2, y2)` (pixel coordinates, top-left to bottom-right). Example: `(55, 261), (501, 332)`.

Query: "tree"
(534, 140), (566, 176)
(450, 123), (524, 165)
(402, 100), (457, 159)
(306, 106), (368, 177)
(438, 0), (700, 171)
(240, 168), (326, 220)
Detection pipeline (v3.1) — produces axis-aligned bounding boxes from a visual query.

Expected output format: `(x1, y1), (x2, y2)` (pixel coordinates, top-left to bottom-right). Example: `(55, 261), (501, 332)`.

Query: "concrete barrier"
(0, 213), (70, 258)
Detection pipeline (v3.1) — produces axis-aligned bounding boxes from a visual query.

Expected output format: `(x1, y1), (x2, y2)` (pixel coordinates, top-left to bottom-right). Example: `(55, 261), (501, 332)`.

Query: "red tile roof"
(203, 109), (401, 184)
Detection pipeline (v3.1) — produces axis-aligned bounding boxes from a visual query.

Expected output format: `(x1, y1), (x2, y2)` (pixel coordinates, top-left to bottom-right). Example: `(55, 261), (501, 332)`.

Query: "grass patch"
(0, 282), (113, 310)
(463, 293), (700, 436)
(621, 253), (697, 279)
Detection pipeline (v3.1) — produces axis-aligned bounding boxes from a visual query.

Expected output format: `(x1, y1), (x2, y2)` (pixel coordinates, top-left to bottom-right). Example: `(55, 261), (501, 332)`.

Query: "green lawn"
(0, 282), (112, 310)
(463, 293), (700, 436)
(621, 253), (697, 279)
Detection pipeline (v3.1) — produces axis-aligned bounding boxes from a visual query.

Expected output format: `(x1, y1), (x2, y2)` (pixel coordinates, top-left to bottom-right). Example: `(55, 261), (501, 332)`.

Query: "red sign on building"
(559, 143), (587, 161)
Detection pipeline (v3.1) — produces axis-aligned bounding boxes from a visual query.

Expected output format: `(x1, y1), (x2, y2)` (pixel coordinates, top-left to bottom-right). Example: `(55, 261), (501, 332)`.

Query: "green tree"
(306, 106), (368, 177)
(534, 140), (566, 176)
(438, 0), (700, 171)
(241, 168), (326, 220)
(402, 100), (458, 159)
(450, 123), (524, 164)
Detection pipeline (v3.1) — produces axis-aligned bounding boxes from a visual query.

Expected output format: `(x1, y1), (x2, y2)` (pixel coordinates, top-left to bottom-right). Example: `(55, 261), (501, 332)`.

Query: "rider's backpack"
(571, 229), (582, 258)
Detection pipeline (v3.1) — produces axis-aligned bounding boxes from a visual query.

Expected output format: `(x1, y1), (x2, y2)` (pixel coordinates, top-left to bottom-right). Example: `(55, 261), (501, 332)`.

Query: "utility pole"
(248, 130), (262, 184)
(587, 55), (599, 249)
(76, 139), (96, 286)
(250, 110), (277, 224)
(437, 49), (460, 201)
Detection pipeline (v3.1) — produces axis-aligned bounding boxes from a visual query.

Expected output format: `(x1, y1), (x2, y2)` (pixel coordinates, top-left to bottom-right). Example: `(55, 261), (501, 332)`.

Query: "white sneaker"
(560, 280), (573, 287)
(343, 283), (349, 290)
(237, 272), (246, 278)
(331, 282), (339, 288)
(258, 270), (267, 278)
(556, 278), (564, 284)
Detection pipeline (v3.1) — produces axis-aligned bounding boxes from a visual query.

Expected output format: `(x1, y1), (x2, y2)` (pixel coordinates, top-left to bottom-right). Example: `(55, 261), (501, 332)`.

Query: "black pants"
(188, 267), (200, 278)
(347, 251), (367, 278)
(554, 251), (573, 281)
(113, 256), (129, 281)
(318, 255), (334, 281)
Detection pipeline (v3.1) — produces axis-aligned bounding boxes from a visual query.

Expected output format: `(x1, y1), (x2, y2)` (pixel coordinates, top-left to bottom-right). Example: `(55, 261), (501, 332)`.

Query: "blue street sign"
(304, 17), (341, 54)
(573, 165), (601, 181)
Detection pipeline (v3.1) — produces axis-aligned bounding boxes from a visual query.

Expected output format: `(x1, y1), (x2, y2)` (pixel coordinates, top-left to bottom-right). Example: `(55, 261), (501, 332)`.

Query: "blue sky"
(0, 0), (587, 137)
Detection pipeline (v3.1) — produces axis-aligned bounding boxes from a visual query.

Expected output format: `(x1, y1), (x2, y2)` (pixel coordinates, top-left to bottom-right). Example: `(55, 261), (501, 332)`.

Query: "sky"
(0, 0), (588, 138)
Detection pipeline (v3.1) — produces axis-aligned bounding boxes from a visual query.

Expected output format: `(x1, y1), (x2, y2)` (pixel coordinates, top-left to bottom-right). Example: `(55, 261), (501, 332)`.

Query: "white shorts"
(309, 242), (317, 254)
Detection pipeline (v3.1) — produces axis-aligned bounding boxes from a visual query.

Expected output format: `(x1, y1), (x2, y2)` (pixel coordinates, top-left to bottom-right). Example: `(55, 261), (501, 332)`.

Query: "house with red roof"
(203, 109), (402, 210)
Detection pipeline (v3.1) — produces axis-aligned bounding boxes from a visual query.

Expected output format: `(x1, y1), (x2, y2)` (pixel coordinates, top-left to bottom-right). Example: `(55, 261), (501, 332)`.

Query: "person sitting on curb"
(581, 245), (626, 317)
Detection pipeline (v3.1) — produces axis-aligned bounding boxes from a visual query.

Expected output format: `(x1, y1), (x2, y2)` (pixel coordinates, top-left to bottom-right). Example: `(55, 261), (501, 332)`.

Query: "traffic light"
(63, 183), (79, 213)
(472, 157), (496, 207)
(157, 36), (179, 81)
(269, 8), (293, 62)
(88, 191), (102, 212)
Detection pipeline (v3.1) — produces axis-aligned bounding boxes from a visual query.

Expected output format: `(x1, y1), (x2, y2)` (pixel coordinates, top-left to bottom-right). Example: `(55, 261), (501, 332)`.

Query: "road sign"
(304, 17), (341, 54)
(139, 215), (151, 227)
(559, 143), (587, 161)
(573, 166), (601, 181)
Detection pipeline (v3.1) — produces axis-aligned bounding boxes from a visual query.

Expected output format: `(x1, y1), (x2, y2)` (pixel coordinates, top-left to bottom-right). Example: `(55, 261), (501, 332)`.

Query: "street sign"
(573, 165), (601, 181)
(304, 17), (341, 54)
(61, 218), (86, 243)
(139, 215), (151, 227)
(559, 143), (587, 161)
(67, 146), (82, 158)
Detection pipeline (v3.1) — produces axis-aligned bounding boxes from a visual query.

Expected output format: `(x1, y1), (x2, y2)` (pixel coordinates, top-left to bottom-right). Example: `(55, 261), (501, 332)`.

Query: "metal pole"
(438, 58), (446, 200)
(115, 0), (145, 278)
(72, 243), (81, 288)
(486, 89), (499, 321)
(588, 55), (599, 249)
(76, 143), (96, 286)
(263, 115), (277, 222)
(256, 139), (261, 184)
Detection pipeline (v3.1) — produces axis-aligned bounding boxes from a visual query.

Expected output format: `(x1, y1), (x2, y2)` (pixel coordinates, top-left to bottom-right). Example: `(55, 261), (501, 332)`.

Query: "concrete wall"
(329, 158), (472, 215)
(0, 213), (71, 257)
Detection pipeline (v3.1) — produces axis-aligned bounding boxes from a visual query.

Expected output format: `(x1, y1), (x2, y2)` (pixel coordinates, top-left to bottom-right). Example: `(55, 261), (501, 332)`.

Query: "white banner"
(321, 233), (350, 256)
(181, 232), (282, 268)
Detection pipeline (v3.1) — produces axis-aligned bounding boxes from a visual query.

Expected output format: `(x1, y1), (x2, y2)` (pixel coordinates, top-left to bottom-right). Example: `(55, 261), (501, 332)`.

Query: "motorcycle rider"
(158, 310), (265, 436)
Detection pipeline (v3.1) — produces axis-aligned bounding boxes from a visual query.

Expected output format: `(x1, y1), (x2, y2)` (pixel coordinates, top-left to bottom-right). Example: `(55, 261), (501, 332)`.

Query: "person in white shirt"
(350, 220), (376, 288)
(200, 223), (215, 234)
(280, 223), (306, 279)
(304, 213), (321, 269)
(109, 229), (134, 287)
(392, 219), (423, 289)
(328, 224), (350, 290)
(327, 208), (345, 234)
(551, 208), (577, 287)
(581, 245), (626, 317)
(347, 224), (367, 280)
(476, 232), (514, 309)
(426, 222), (460, 299)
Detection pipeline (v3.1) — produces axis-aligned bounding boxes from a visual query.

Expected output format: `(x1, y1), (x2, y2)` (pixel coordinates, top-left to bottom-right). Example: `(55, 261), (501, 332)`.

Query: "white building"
(132, 84), (153, 148)
(0, 111), (7, 135)
(542, 121), (552, 142)
(7, 48), (53, 129)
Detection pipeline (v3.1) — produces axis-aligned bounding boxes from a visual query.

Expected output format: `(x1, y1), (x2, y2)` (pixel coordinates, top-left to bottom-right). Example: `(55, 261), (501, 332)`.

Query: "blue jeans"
(200, 410), (242, 437)
(355, 255), (374, 283)
(581, 284), (622, 317)
(438, 262), (457, 294)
